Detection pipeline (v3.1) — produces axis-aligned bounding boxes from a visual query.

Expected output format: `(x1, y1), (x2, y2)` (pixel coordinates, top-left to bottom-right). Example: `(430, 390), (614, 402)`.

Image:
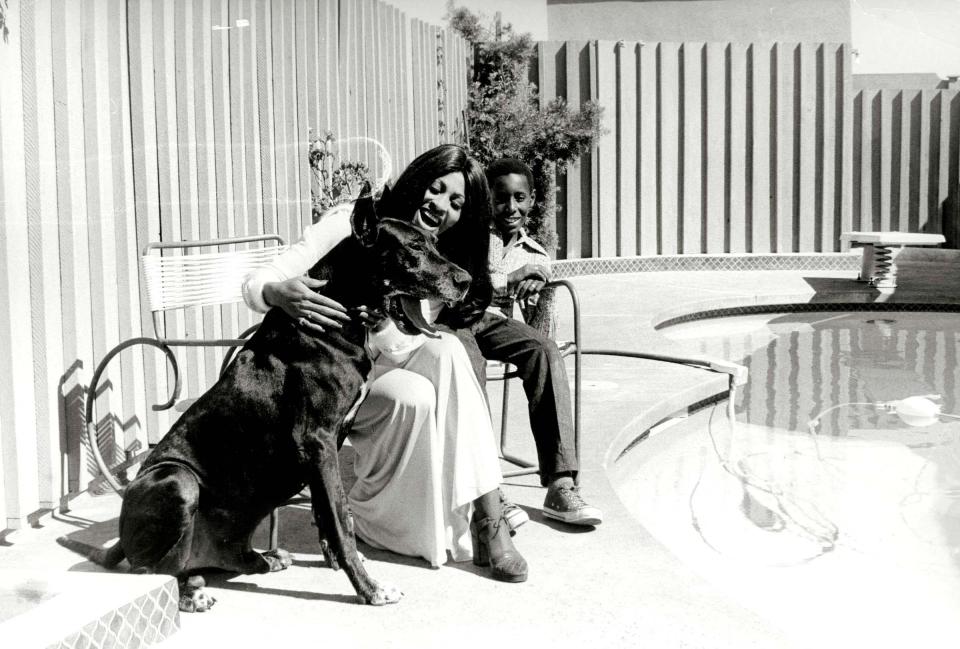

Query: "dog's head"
(352, 186), (472, 335)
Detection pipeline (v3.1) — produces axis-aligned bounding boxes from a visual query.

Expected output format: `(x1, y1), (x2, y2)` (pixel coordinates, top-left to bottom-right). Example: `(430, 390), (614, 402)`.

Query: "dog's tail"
(56, 536), (126, 569)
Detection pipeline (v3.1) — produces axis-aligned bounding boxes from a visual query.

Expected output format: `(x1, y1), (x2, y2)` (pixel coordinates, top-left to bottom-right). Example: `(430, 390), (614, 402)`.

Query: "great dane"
(59, 191), (471, 610)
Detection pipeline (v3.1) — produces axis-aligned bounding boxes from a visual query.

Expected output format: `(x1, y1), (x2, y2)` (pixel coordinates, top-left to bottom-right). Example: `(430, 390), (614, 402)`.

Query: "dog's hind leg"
(121, 464), (200, 574)
(121, 465), (217, 613)
(305, 442), (403, 606)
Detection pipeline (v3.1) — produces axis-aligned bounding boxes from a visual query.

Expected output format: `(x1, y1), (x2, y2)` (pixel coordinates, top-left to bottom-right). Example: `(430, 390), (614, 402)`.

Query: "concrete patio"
(3, 248), (959, 649)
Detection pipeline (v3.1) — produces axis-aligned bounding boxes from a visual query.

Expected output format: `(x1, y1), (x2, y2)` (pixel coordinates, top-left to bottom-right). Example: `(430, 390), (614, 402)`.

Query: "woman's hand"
(262, 277), (351, 334)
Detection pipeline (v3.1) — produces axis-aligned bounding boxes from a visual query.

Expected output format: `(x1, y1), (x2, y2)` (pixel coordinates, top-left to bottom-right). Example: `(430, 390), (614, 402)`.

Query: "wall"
(547, 0), (851, 44)
(851, 0), (960, 78)
(534, 40), (960, 259)
(0, 0), (469, 531)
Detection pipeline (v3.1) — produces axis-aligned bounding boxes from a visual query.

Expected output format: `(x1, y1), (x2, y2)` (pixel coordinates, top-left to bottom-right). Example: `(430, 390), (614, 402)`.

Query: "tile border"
(553, 252), (861, 278)
(655, 300), (960, 330)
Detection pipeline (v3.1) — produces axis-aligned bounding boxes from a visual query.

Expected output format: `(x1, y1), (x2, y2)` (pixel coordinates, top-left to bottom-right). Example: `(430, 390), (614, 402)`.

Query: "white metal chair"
(486, 279), (582, 479)
(85, 234), (286, 493)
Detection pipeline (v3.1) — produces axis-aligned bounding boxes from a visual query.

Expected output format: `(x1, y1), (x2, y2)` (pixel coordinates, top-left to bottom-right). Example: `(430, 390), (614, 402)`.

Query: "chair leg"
(499, 377), (540, 478)
(269, 508), (280, 551)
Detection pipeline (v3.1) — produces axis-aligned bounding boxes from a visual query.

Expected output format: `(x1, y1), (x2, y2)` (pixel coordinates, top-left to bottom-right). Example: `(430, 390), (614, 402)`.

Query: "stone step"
(0, 570), (180, 648)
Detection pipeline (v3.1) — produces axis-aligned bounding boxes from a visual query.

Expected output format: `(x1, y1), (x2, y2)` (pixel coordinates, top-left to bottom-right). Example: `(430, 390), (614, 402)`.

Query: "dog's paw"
(262, 548), (294, 572)
(359, 580), (403, 606)
(179, 575), (217, 613)
(179, 587), (217, 613)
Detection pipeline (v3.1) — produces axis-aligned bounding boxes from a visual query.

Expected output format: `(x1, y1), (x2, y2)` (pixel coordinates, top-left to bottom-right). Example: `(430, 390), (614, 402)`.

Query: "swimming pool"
(613, 310), (960, 649)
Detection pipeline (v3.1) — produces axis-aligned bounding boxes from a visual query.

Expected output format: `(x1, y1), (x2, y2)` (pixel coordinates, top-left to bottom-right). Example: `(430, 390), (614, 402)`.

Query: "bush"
(308, 131), (372, 221)
(447, 3), (604, 254)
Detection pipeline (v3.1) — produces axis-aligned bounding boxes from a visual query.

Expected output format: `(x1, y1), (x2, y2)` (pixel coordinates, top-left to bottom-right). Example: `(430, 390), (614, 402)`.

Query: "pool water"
(614, 311), (960, 649)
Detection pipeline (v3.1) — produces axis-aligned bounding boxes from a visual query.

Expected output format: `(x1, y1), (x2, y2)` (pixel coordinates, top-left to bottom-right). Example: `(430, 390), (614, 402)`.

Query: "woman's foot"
(470, 512), (528, 582)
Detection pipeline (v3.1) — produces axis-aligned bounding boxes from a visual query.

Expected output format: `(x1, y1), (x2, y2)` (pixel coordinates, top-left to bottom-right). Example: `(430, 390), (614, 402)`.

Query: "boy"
(453, 158), (603, 528)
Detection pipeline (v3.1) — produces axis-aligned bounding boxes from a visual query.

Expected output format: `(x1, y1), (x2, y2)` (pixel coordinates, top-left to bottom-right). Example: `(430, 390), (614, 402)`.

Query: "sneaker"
(543, 484), (603, 526)
(499, 489), (529, 532)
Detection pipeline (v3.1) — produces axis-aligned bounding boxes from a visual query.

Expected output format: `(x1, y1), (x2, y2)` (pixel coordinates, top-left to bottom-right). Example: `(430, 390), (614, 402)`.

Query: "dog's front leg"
(304, 433), (403, 606)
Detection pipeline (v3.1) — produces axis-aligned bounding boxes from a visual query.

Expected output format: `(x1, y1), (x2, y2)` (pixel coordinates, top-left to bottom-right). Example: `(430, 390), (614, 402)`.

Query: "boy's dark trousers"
(449, 311), (578, 485)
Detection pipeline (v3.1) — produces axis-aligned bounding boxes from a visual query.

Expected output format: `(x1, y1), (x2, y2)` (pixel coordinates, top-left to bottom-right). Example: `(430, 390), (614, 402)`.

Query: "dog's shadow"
(55, 511), (426, 605)
(201, 574), (361, 605)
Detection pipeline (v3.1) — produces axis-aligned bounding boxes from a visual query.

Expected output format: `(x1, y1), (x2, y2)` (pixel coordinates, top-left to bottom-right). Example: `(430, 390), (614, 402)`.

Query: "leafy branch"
(446, 3), (604, 252)
(1, 0), (10, 44)
(308, 131), (372, 221)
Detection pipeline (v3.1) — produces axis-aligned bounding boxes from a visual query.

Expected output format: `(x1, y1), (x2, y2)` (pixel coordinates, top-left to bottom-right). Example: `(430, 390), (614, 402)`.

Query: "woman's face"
(412, 171), (465, 235)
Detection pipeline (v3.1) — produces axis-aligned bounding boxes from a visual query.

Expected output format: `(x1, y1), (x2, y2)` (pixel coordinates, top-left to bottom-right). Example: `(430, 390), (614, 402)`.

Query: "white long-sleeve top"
(241, 204), (437, 362)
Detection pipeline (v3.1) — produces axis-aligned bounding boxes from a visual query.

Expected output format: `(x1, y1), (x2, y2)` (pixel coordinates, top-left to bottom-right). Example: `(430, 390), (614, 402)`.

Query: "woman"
(242, 144), (526, 582)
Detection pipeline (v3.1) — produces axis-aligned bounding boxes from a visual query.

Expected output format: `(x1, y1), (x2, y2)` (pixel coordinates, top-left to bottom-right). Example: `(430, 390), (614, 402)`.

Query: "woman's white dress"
(242, 205), (501, 567)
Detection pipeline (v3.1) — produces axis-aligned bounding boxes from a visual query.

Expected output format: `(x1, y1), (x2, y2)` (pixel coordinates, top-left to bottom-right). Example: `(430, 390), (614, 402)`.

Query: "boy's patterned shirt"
(487, 228), (557, 335)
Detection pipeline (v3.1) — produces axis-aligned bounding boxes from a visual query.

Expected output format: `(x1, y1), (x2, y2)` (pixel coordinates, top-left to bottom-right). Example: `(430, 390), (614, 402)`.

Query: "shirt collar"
(498, 227), (548, 256)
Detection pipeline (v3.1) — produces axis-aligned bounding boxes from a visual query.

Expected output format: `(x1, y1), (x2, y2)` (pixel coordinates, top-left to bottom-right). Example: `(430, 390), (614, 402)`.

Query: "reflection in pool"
(616, 311), (960, 648)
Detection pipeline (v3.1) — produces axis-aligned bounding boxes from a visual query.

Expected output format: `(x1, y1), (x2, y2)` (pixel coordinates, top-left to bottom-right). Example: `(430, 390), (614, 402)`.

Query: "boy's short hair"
(485, 157), (535, 192)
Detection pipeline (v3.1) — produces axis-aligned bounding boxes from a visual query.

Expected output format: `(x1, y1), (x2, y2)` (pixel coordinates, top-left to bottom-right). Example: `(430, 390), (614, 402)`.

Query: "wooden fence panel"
(680, 42), (703, 254)
(705, 42), (725, 253)
(850, 87), (960, 240)
(594, 41), (617, 257)
(637, 41), (657, 256)
(797, 42), (816, 251)
(658, 43), (681, 255)
(728, 42), (747, 253)
(616, 41), (638, 256)
(562, 41), (591, 259)
(0, 0), (469, 528)
(751, 43), (773, 252)
(539, 40), (960, 257)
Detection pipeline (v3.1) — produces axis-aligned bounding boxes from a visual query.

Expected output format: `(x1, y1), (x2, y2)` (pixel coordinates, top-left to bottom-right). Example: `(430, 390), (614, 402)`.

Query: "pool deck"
(3, 250), (959, 649)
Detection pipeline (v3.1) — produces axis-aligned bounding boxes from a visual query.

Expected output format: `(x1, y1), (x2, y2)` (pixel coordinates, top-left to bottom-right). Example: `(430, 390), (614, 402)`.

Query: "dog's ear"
(350, 181), (380, 247)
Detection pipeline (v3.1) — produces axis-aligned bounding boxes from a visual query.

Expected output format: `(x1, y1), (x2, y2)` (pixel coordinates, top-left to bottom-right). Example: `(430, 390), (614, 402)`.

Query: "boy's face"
(491, 173), (535, 238)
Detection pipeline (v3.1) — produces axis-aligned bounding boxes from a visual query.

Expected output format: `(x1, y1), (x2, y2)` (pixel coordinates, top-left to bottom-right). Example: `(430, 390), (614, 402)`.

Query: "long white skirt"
(346, 331), (502, 567)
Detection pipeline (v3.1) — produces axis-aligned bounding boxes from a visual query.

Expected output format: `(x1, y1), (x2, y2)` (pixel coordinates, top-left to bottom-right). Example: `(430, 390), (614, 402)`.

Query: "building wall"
(547, 0), (851, 43)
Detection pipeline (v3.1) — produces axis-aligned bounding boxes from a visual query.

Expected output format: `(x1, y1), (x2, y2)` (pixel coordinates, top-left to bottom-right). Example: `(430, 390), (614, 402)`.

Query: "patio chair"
(84, 233), (286, 527)
(486, 280), (582, 479)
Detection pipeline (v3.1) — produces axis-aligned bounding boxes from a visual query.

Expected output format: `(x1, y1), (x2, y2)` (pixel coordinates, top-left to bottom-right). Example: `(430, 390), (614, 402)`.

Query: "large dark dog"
(59, 195), (471, 610)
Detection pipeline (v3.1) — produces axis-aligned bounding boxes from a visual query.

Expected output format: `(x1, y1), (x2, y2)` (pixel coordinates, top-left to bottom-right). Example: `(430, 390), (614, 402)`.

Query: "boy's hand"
(263, 277), (351, 334)
(516, 278), (546, 300)
(507, 263), (551, 300)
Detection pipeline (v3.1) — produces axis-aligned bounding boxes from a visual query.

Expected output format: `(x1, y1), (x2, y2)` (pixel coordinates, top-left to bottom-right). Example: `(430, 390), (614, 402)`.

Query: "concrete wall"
(547, 0), (851, 43)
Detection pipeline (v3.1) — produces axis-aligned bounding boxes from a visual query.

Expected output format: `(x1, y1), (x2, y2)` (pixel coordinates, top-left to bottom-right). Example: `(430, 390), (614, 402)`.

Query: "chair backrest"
(141, 235), (286, 336)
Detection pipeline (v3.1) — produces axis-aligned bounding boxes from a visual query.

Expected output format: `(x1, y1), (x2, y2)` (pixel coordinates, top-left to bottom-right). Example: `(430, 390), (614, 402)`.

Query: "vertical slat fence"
(540, 40), (960, 259)
(0, 0), (469, 528)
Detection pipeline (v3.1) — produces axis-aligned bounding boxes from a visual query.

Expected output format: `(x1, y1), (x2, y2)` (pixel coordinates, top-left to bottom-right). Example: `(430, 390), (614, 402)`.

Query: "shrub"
(447, 3), (604, 254)
(308, 131), (372, 221)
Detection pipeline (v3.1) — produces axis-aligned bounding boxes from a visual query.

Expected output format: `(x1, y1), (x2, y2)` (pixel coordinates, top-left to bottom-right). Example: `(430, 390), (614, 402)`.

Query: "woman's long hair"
(381, 144), (493, 328)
